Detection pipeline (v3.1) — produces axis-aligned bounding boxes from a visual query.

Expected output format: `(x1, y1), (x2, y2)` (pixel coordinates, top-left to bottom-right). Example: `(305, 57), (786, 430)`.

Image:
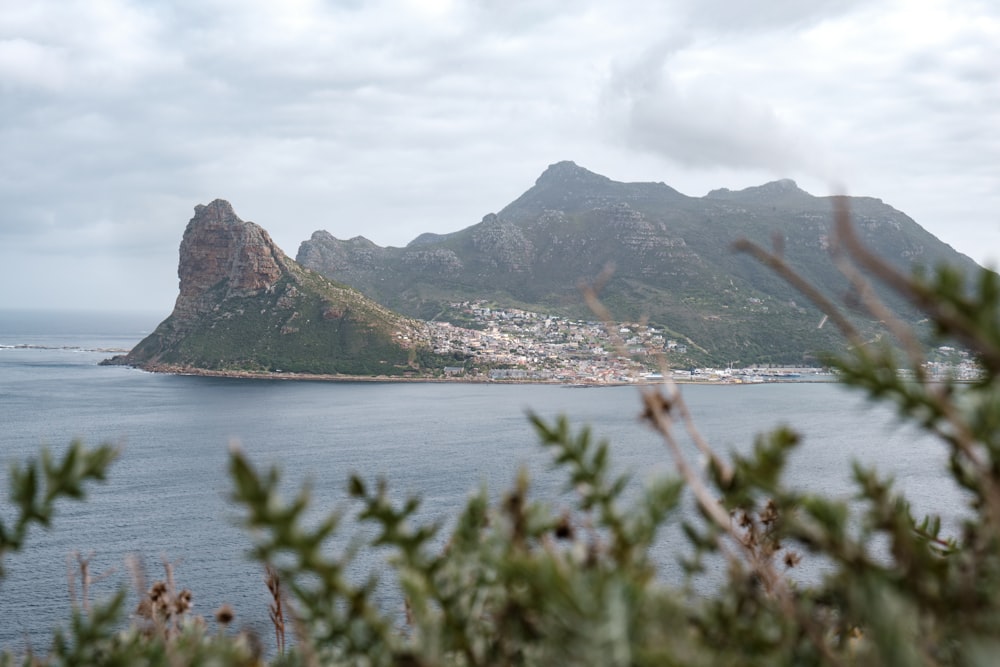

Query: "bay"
(0, 310), (968, 653)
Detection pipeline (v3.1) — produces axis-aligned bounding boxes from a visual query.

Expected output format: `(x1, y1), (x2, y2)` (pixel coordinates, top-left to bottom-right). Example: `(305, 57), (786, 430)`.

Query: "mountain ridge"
(296, 161), (979, 365)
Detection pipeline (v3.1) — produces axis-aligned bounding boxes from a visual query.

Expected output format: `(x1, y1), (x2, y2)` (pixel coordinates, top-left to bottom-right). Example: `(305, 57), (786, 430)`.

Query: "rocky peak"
(705, 179), (810, 202)
(534, 160), (610, 188)
(756, 178), (803, 194)
(192, 198), (237, 222)
(408, 232), (446, 247)
(173, 199), (291, 321)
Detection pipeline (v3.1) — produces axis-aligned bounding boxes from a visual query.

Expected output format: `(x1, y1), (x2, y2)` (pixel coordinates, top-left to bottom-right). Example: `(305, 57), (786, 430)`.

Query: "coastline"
(112, 362), (838, 386)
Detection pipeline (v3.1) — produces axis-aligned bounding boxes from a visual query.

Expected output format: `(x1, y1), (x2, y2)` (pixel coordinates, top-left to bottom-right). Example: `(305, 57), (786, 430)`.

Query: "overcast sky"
(2, 0), (998, 313)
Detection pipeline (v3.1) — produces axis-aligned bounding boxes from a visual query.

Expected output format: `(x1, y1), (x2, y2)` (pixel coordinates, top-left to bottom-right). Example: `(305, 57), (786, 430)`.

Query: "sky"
(2, 0), (998, 313)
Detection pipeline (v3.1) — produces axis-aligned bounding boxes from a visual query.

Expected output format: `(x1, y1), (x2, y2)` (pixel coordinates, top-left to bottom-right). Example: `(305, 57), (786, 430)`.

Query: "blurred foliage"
(0, 442), (117, 579)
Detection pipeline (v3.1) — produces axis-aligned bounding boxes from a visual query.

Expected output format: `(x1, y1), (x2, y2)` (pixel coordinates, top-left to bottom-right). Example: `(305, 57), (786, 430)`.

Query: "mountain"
(105, 199), (445, 376)
(296, 161), (980, 365)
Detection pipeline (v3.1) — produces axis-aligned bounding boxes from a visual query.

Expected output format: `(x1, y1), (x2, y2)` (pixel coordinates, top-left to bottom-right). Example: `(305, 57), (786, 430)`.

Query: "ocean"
(0, 309), (968, 653)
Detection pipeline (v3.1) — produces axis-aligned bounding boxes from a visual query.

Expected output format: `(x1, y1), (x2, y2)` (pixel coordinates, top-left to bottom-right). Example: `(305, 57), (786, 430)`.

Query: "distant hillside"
(296, 161), (980, 365)
(105, 200), (447, 376)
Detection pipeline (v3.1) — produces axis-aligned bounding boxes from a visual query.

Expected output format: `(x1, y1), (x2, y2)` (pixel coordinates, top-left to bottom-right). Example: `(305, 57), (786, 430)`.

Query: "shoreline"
(113, 362), (838, 386)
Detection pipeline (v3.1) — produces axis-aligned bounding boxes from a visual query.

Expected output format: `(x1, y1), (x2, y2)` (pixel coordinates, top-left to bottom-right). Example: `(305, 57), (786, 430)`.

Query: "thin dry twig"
(827, 201), (986, 462)
(829, 227), (928, 374)
(731, 237), (863, 346)
(638, 388), (733, 532)
(579, 257), (847, 667)
(580, 267), (741, 535)
(67, 552), (115, 614)
(741, 199), (986, 471)
(126, 553), (148, 607)
(829, 199), (1000, 525)
(580, 269), (781, 584)
(831, 197), (1000, 374)
(578, 266), (734, 481)
(266, 564), (286, 655)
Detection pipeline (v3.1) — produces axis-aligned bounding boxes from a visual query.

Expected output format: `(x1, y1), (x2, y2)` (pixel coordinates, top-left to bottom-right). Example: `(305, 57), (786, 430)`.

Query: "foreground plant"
(0, 441), (117, 578)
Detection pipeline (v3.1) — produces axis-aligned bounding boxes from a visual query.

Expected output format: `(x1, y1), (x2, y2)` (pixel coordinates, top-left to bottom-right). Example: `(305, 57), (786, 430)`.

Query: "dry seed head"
(783, 551), (802, 569)
(174, 589), (193, 615)
(148, 581), (167, 602)
(135, 597), (153, 620)
(265, 566), (281, 597)
(215, 603), (235, 626)
(640, 391), (673, 422)
(761, 499), (779, 525)
(554, 513), (574, 540)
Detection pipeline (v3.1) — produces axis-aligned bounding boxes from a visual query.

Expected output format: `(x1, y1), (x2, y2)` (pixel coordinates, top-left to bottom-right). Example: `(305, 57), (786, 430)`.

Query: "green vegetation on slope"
(164, 281), (411, 374)
(122, 271), (454, 376)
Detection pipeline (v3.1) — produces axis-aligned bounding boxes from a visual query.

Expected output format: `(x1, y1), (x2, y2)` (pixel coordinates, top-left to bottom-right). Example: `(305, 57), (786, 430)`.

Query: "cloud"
(673, 0), (868, 34)
(603, 41), (831, 178)
(1, 0), (999, 309)
(0, 1), (174, 93)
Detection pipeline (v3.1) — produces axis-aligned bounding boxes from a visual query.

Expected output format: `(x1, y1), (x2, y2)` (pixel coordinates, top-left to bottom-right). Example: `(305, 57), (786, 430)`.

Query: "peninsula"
(102, 199), (452, 377)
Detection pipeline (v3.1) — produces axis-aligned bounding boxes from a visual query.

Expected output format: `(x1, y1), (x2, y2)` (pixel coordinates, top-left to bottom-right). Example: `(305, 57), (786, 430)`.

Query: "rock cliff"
(106, 201), (447, 376)
(173, 199), (290, 322)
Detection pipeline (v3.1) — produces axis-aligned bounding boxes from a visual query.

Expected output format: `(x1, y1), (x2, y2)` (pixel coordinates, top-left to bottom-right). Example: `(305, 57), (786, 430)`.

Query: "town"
(420, 301), (829, 384)
(417, 301), (981, 385)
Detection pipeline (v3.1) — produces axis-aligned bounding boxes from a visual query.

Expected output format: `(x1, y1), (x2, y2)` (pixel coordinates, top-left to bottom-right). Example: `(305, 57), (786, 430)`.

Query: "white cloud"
(604, 44), (828, 176)
(0, 0), (174, 93)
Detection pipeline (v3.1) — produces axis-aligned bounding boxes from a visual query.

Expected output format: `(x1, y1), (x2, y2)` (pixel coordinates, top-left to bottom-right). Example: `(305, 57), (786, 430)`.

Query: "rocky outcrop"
(400, 247), (464, 275)
(172, 199), (291, 323)
(470, 214), (534, 272)
(105, 201), (446, 376)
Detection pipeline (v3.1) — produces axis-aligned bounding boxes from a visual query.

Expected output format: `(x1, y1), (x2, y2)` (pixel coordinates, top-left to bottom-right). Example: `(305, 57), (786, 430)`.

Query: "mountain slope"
(296, 162), (980, 365)
(107, 200), (443, 376)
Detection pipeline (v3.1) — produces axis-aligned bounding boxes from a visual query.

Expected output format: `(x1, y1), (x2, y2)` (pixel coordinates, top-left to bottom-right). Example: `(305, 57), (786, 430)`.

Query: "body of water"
(0, 309), (968, 653)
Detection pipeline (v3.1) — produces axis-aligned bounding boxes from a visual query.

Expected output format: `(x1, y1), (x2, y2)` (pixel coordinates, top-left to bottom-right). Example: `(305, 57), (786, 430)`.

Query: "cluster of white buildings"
(423, 302), (668, 383)
(423, 302), (823, 384)
(421, 303), (978, 385)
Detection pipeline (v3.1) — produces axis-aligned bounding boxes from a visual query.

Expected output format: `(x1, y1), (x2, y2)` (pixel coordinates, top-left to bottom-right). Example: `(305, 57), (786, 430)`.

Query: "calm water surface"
(0, 310), (968, 652)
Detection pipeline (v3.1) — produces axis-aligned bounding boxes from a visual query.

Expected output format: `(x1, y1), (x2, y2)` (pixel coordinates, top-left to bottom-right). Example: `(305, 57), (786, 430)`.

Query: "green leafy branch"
(0, 441), (117, 578)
